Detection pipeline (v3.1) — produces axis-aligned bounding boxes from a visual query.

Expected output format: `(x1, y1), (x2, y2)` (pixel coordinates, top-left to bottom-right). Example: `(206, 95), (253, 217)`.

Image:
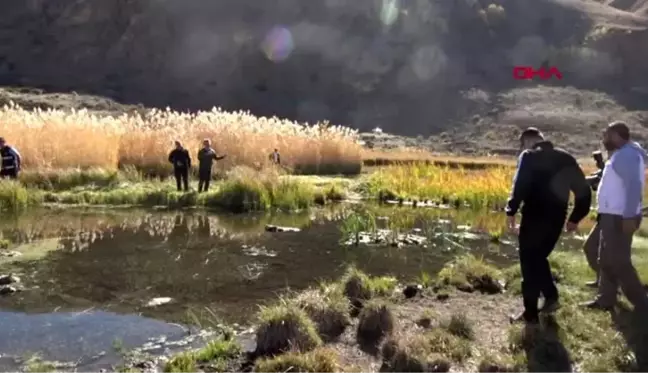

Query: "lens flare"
(261, 26), (294, 62)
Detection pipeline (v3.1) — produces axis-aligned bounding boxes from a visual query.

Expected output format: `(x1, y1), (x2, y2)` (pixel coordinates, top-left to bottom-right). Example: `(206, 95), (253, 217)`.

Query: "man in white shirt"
(582, 121), (648, 311)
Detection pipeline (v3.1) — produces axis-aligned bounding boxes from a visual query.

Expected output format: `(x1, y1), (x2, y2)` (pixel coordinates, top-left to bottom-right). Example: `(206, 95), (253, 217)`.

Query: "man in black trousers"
(197, 139), (226, 193)
(168, 140), (191, 191)
(506, 127), (592, 324)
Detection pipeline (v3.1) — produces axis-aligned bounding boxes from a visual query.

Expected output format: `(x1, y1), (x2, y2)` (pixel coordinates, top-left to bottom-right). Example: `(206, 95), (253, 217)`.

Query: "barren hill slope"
(2, 0), (648, 153)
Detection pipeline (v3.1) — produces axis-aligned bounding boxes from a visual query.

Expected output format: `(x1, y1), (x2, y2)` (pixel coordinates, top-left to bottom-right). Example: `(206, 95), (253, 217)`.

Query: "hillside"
(2, 0), (648, 155)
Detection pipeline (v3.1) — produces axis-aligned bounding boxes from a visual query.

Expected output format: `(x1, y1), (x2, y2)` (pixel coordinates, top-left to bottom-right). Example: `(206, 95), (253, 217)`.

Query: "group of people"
(505, 121), (648, 324)
(167, 139), (281, 192)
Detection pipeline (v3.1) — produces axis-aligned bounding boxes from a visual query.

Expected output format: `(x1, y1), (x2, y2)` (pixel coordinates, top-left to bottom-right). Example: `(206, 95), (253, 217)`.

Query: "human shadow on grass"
(612, 306), (648, 371)
(513, 315), (572, 372)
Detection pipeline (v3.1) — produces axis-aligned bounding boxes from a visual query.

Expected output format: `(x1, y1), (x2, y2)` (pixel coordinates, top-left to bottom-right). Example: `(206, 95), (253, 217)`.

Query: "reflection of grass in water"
(0, 206), (344, 251)
(0, 238), (60, 267)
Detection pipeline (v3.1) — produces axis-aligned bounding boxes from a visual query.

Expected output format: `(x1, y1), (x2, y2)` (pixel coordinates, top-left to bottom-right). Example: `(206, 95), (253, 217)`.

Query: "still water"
(0, 205), (588, 370)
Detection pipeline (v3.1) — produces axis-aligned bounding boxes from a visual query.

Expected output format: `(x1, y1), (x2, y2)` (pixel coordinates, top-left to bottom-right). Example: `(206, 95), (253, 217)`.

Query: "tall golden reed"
(0, 102), (363, 175)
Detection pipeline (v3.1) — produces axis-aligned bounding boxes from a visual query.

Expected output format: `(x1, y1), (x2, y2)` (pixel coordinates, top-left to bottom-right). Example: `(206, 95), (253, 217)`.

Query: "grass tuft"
(294, 288), (351, 341)
(255, 302), (322, 356)
(380, 336), (452, 372)
(356, 300), (395, 347)
(164, 338), (241, 373)
(444, 313), (475, 341)
(437, 254), (503, 294)
(253, 347), (340, 372)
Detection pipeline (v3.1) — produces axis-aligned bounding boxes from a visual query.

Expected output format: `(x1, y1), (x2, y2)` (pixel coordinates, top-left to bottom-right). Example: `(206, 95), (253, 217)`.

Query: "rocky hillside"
(2, 0), (648, 153)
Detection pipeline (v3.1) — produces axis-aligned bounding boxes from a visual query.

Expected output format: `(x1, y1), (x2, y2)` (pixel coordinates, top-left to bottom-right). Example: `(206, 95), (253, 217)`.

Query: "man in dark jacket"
(0, 137), (22, 179)
(168, 140), (191, 191)
(197, 139), (226, 193)
(506, 127), (592, 324)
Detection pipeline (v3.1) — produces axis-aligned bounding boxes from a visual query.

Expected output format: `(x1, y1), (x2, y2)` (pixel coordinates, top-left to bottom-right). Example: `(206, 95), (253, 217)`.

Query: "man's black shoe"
(509, 311), (539, 325)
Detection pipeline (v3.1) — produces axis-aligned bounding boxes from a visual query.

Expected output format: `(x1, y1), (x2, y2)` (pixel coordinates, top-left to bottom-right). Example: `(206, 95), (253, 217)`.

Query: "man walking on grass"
(168, 140), (191, 192)
(0, 137), (22, 180)
(197, 139), (226, 193)
(506, 127), (592, 324)
(581, 121), (648, 312)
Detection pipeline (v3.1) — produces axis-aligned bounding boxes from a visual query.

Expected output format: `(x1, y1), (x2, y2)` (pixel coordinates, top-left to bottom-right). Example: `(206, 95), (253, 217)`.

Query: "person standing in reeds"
(168, 140), (191, 192)
(269, 148), (281, 165)
(0, 137), (22, 180)
(197, 139), (226, 193)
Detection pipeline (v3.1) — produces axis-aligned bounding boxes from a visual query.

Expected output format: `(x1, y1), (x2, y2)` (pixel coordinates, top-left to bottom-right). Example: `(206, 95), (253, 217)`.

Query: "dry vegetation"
(0, 103), (363, 176)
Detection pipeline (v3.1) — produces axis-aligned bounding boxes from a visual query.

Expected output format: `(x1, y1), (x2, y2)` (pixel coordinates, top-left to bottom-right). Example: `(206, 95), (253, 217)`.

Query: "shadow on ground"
(613, 307), (648, 371)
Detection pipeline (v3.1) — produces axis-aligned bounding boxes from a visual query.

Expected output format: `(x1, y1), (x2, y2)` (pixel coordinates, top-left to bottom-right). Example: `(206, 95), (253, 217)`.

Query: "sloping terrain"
(1, 0), (648, 153)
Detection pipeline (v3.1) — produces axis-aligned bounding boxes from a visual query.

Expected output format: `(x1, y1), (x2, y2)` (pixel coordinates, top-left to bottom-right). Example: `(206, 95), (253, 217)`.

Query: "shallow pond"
(0, 205), (591, 370)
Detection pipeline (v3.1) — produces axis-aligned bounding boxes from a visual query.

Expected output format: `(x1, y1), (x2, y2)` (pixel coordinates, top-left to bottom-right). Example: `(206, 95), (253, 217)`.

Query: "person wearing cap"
(580, 121), (648, 312)
(506, 127), (591, 324)
(0, 137), (22, 179)
(168, 140), (191, 192)
(197, 139), (226, 193)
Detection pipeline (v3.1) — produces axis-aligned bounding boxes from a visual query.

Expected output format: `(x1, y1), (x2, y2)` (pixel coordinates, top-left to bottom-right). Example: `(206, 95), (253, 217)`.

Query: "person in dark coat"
(168, 140), (191, 191)
(197, 139), (226, 193)
(506, 127), (592, 324)
(0, 137), (22, 179)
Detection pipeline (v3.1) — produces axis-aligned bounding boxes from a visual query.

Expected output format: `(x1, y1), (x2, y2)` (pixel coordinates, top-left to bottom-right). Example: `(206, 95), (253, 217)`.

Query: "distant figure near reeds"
(168, 140), (191, 192)
(0, 137), (21, 179)
(197, 139), (226, 193)
(269, 148), (281, 165)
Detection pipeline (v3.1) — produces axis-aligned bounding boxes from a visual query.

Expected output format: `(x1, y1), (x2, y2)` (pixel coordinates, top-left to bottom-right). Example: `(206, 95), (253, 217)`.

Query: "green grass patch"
(436, 254), (503, 293)
(340, 266), (398, 308)
(0, 180), (42, 212)
(164, 338), (241, 373)
(253, 347), (341, 372)
(502, 235), (648, 371)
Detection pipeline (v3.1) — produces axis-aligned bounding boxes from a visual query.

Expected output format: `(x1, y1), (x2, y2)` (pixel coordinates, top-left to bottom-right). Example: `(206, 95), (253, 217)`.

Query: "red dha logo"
(513, 66), (563, 80)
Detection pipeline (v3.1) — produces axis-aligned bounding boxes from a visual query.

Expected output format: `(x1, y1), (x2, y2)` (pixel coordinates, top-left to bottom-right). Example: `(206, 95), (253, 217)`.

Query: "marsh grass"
(380, 336), (452, 372)
(254, 301), (323, 356)
(356, 300), (395, 347)
(253, 347), (341, 372)
(27, 167), (335, 212)
(294, 288), (351, 341)
(366, 163), (512, 207)
(164, 339), (241, 373)
(0, 180), (41, 212)
(0, 103), (362, 176)
(436, 254), (503, 294)
(340, 266), (398, 310)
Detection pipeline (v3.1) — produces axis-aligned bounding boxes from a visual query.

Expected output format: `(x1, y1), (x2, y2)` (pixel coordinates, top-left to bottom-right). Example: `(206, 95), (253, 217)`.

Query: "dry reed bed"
(0, 103), (363, 175)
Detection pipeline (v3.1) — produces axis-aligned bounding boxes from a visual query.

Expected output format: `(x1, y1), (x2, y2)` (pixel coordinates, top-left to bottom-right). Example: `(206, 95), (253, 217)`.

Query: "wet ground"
(0, 205), (591, 371)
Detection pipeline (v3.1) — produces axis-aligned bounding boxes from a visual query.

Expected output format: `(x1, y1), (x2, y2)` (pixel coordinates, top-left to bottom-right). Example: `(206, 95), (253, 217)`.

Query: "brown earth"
(329, 291), (519, 372)
(2, 0), (648, 141)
